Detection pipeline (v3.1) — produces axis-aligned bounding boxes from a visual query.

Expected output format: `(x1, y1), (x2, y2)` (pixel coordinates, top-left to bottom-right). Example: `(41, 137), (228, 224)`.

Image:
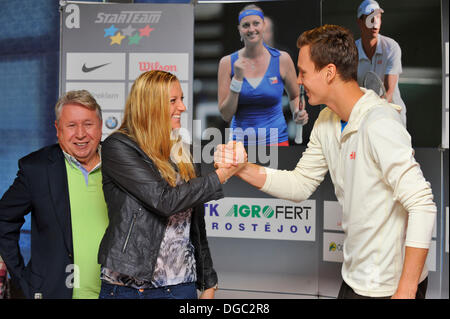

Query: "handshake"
(214, 141), (248, 184)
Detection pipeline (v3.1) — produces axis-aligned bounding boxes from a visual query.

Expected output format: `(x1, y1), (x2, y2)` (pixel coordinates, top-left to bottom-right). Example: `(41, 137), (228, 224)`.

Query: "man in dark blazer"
(0, 90), (107, 299)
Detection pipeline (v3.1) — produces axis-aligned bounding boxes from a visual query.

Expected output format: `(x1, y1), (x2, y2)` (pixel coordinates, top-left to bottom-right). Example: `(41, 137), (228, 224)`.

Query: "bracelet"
(230, 77), (243, 93)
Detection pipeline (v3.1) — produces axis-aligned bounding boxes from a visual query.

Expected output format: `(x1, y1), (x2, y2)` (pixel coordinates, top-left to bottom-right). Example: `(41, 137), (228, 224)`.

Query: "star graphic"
(139, 25), (154, 37)
(128, 33), (141, 45)
(104, 25), (118, 37)
(122, 25), (136, 37)
(110, 32), (125, 45)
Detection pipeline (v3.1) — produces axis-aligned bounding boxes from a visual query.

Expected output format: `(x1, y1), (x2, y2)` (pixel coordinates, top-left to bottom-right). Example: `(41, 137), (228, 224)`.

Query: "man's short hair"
(297, 24), (358, 82)
(55, 90), (102, 122)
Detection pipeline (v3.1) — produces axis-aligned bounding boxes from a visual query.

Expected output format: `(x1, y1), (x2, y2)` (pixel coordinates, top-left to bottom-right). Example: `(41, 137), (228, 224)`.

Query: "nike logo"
(82, 62), (111, 73)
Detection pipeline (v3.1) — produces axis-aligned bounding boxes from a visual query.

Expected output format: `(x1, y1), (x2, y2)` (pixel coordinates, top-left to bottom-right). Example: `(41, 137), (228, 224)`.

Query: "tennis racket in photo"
(363, 71), (386, 98)
(295, 85), (306, 144)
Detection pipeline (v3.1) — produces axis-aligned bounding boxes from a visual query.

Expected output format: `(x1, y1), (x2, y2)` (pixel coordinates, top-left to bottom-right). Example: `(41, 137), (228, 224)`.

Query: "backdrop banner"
(205, 197), (316, 241)
(59, 1), (194, 140)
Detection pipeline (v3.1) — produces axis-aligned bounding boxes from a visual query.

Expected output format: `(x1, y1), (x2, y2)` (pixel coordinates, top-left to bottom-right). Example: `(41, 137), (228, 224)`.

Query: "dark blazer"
(0, 144), (74, 299)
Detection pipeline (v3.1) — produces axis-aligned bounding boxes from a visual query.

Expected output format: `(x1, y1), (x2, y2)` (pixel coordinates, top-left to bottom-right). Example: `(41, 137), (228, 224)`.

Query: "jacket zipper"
(202, 252), (206, 291)
(198, 222), (206, 291)
(122, 212), (137, 253)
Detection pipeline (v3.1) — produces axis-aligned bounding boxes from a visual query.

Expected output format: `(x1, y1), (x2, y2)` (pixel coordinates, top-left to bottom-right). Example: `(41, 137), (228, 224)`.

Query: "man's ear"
(55, 120), (59, 136)
(325, 63), (337, 83)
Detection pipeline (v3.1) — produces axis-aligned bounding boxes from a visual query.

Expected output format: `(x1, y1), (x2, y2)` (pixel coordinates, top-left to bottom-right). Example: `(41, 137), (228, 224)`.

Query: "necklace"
(243, 48), (262, 70)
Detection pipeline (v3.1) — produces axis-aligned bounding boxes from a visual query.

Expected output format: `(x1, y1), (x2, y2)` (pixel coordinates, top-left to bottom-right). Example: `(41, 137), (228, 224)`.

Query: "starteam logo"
(95, 11), (161, 46)
(95, 11), (161, 24)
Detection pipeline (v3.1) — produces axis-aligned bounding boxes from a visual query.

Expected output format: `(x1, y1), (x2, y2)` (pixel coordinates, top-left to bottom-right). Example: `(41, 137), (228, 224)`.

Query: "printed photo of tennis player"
(193, 0), (322, 147)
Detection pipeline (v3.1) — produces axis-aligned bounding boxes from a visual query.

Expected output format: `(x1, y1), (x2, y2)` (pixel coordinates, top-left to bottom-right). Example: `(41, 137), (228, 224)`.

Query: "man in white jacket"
(215, 25), (436, 299)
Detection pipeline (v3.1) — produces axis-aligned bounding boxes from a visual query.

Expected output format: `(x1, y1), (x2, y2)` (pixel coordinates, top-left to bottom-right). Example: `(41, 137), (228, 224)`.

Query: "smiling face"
(297, 45), (328, 106)
(238, 14), (265, 44)
(55, 103), (102, 167)
(169, 80), (186, 130)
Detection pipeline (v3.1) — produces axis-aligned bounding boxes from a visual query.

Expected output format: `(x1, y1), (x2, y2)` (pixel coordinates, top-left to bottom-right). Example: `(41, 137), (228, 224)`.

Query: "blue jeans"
(98, 281), (198, 299)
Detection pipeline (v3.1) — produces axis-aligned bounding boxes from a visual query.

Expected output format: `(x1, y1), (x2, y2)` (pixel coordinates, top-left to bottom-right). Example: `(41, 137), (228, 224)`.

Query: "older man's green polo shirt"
(65, 159), (108, 299)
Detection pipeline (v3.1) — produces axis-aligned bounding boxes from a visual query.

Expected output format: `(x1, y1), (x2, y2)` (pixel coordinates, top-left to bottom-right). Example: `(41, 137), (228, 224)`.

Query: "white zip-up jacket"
(261, 89), (436, 297)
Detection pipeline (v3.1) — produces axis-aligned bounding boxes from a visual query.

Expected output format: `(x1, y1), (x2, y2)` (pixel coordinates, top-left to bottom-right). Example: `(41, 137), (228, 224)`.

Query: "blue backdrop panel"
(0, 0), (101, 265)
(0, 0), (60, 218)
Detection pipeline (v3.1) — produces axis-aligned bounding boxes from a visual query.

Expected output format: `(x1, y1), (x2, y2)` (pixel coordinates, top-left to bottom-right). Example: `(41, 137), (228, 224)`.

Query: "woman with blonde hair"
(98, 70), (240, 299)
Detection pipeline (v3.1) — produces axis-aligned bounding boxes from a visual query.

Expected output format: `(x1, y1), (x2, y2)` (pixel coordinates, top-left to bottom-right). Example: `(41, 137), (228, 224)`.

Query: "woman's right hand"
(233, 57), (246, 81)
(214, 141), (247, 184)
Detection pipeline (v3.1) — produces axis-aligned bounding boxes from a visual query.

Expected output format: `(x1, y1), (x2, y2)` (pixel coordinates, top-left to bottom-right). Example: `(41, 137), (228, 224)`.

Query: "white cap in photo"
(357, 0), (384, 18)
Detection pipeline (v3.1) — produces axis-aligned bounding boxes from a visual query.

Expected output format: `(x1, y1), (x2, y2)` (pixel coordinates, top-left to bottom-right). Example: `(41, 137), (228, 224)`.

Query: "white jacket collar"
(342, 88), (402, 138)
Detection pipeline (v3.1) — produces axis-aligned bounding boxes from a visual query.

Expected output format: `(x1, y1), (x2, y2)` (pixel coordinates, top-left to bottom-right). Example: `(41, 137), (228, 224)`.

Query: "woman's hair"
(55, 89), (102, 122)
(239, 4), (264, 15)
(118, 70), (196, 187)
(297, 24), (358, 82)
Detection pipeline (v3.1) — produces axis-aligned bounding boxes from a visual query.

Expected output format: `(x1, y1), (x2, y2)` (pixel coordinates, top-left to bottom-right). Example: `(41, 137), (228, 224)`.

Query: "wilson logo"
(138, 61), (177, 73)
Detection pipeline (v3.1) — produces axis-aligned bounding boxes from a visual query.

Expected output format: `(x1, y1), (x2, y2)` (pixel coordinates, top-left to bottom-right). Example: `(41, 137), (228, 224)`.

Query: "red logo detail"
(269, 76), (278, 84)
(350, 152), (356, 160)
(138, 62), (177, 73)
(139, 25), (154, 37)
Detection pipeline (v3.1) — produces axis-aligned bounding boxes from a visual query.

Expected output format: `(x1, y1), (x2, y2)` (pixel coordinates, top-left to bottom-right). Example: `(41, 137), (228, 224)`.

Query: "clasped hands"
(214, 141), (248, 183)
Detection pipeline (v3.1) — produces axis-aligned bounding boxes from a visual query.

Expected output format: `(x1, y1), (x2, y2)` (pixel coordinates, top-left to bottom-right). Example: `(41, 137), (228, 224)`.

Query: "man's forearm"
(236, 163), (266, 189)
(384, 74), (399, 103)
(392, 246), (428, 299)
